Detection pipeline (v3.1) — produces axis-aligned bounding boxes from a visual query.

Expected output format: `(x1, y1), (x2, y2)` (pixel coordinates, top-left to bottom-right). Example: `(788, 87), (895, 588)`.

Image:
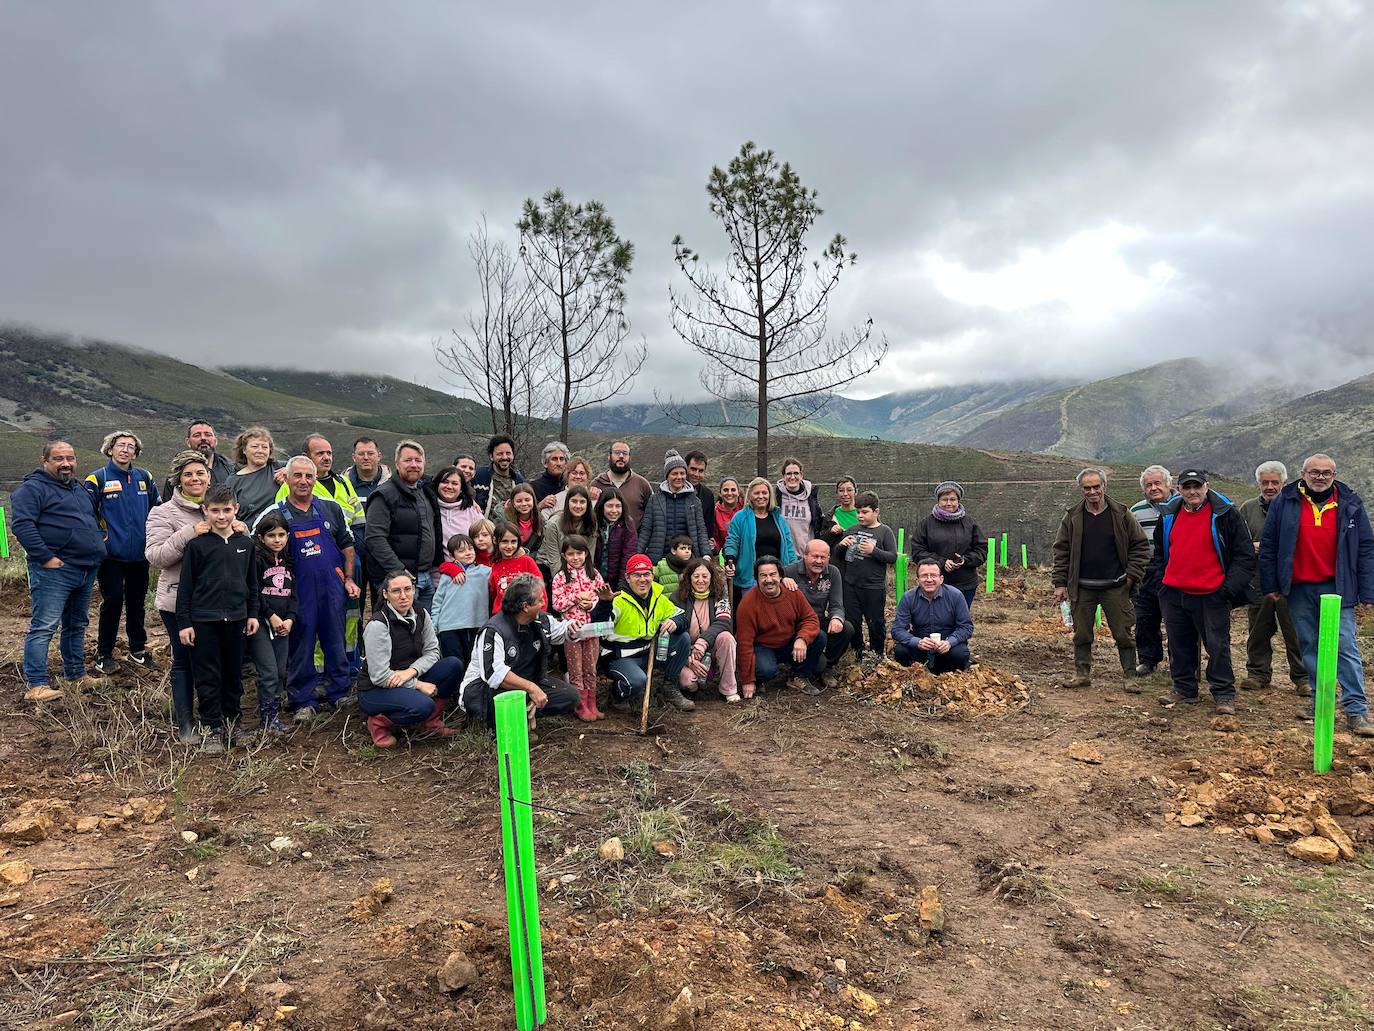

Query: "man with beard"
(472, 434), (526, 517)
(1238, 461), (1309, 695)
(161, 420), (235, 500)
(366, 440), (440, 612)
(684, 451), (715, 533)
(592, 440), (653, 531)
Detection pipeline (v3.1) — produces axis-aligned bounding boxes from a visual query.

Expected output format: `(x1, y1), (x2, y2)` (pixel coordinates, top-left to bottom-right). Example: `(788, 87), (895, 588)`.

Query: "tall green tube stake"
(495, 691), (546, 1030)
(0, 505), (8, 559)
(999, 532), (1008, 567)
(1314, 593), (1341, 773)
(1095, 605), (1102, 628)
(985, 537), (996, 593)
(894, 528), (907, 599)
(1020, 543), (1028, 568)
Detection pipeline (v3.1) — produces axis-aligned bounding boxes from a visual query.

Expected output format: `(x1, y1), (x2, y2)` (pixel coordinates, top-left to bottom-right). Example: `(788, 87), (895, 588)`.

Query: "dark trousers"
(1160, 586), (1234, 700)
(1245, 595), (1308, 685)
(248, 626), (288, 724)
(753, 636), (825, 681)
(190, 619), (246, 728)
(1071, 584), (1137, 675)
(96, 558), (150, 657)
(160, 609), (196, 726)
(893, 640), (972, 673)
(438, 627), (480, 666)
(461, 675), (579, 728)
(358, 656), (464, 725)
(822, 619), (855, 667)
(1132, 575), (1165, 668)
(845, 584), (887, 656)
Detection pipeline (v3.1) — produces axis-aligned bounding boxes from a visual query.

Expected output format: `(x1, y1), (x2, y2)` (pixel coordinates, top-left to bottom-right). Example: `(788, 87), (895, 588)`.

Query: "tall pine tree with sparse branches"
(518, 189), (645, 441)
(668, 142), (885, 475)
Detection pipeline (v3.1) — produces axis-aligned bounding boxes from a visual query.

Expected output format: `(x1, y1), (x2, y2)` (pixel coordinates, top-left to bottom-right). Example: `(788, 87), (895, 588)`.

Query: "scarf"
(692, 588), (711, 600)
(931, 503), (966, 522)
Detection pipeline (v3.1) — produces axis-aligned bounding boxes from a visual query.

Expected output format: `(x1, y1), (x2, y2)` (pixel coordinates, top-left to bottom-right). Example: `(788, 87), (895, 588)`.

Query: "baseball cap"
(1177, 469), (1208, 485)
(625, 553), (654, 575)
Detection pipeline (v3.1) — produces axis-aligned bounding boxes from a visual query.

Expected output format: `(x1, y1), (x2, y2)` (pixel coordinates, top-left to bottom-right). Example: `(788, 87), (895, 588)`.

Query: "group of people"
(1052, 457), (1374, 736)
(13, 422), (1367, 747)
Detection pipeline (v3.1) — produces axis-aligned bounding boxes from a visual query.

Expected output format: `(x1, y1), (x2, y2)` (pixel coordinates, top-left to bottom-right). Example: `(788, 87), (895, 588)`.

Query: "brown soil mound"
(844, 657), (1031, 718)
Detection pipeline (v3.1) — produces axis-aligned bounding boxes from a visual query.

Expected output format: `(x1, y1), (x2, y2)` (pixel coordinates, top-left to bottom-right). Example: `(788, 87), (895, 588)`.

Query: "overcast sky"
(3, 1), (1372, 403)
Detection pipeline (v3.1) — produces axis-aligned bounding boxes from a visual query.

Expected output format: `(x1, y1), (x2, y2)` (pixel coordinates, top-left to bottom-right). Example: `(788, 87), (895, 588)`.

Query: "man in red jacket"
(735, 556), (823, 698)
(1145, 469), (1256, 716)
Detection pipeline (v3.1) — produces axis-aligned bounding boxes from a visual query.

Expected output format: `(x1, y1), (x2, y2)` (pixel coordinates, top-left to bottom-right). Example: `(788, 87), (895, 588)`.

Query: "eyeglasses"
(1304, 470), (1336, 478)
(387, 586), (415, 595)
(610, 449), (630, 457)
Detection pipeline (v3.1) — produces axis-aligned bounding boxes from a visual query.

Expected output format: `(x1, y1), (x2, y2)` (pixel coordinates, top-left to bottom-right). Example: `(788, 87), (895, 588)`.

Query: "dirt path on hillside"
(2, 571), (1373, 1030)
(1054, 386), (1085, 453)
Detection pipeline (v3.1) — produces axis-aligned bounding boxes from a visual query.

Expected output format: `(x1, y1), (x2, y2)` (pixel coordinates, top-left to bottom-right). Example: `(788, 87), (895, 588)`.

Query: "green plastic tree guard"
(1095, 605), (1102, 628)
(1020, 543), (1028, 568)
(895, 528), (907, 598)
(999, 532), (1008, 567)
(1314, 593), (1341, 773)
(495, 690), (546, 1030)
(0, 506), (8, 559)
(986, 537), (996, 593)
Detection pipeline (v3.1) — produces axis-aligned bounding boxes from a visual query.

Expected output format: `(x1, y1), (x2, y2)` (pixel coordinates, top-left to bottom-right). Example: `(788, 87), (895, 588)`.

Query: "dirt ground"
(2, 567), (1373, 1030)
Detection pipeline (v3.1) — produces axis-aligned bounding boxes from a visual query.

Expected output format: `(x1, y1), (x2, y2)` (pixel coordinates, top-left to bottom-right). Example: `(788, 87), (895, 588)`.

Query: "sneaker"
(1159, 690), (1199, 706)
(1134, 663), (1157, 676)
(200, 732), (225, 756)
(127, 651), (160, 671)
(723, 692), (741, 705)
(787, 676), (821, 697)
(1213, 698), (1237, 716)
(1347, 714), (1374, 738)
(1060, 675), (1092, 690)
(260, 717), (289, 735)
(23, 686), (64, 703)
(93, 655), (121, 676)
(65, 674), (104, 690)
(293, 706), (318, 723)
(658, 683), (696, 712)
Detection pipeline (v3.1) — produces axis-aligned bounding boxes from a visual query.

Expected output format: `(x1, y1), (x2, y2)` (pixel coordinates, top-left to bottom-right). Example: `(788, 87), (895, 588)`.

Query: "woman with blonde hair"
(231, 426), (283, 525)
(723, 477), (798, 604)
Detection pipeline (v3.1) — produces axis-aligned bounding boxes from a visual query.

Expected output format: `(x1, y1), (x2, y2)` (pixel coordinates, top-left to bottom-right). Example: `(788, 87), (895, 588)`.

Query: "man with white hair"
(1129, 465), (1177, 676)
(1259, 453), (1374, 736)
(531, 440), (570, 507)
(1238, 461), (1309, 695)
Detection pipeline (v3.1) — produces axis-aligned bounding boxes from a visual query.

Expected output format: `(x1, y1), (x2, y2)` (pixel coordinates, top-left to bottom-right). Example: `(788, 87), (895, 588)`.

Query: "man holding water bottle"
(891, 560), (974, 673)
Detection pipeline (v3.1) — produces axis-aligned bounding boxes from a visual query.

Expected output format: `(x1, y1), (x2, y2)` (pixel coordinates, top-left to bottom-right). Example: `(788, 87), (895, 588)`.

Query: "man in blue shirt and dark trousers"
(891, 559), (974, 673)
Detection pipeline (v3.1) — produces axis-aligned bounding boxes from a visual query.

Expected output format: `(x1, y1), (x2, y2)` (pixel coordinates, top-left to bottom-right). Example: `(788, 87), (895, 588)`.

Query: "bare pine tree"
(668, 142), (886, 476)
(518, 189), (646, 441)
(434, 216), (550, 463)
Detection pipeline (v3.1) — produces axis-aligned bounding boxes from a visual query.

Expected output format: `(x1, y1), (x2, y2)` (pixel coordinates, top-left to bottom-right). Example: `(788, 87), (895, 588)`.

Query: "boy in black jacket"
(834, 492), (898, 659)
(176, 486), (259, 752)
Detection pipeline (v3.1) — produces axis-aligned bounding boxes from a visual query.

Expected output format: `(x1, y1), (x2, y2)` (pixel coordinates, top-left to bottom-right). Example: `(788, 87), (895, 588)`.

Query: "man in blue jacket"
(85, 430), (159, 675)
(890, 559), (974, 673)
(12, 441), (108, 700)
(1259, 453), (1374, 737)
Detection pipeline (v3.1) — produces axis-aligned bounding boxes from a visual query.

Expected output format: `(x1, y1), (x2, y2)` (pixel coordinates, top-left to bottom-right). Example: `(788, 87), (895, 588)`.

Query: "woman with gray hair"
(230, 426), (284, 525)
(86, 430), (159, 675)
(910, 480), (986, 607)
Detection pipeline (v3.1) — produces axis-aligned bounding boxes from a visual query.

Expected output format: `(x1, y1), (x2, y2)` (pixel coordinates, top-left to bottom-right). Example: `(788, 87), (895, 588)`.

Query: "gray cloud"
(2, 0), (1371, 404)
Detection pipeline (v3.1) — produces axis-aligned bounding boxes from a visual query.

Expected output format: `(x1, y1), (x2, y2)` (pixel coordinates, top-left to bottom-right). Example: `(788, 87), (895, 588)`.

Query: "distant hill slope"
(952, 358), (1287, 458)
(1135, 371), (1374, 489)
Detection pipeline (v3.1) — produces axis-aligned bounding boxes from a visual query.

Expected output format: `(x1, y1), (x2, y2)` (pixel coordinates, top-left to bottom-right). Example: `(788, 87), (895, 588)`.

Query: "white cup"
(929, 633), (942, 643)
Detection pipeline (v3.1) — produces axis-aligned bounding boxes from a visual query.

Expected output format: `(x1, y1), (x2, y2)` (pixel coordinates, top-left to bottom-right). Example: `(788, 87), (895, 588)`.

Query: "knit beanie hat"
(934, 480), (963, 500)
(664, 449), (687, 476)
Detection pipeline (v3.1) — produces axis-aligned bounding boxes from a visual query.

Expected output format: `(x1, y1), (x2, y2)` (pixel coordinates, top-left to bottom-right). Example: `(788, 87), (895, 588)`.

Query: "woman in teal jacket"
(724, 477), (798, 606)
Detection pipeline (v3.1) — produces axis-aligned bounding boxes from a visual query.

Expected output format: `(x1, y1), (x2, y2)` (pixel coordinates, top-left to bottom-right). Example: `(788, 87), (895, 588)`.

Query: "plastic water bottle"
(1060, 601), (1074, 627)
(655, 631), (670, 662)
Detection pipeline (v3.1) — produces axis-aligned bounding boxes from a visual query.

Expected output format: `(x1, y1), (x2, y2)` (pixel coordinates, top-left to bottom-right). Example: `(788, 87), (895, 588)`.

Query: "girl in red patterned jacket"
(551, 534), (613, 721)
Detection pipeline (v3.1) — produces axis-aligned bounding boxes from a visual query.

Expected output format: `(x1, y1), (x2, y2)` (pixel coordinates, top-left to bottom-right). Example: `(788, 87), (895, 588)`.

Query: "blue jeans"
(607, 632), (691, 699)
(24, 562), (98, 685)
(416, 570), (436, 615)
(1287, 581), (1368, 717)
(358, 656), (463, 725)
(753, 636), (825, 682)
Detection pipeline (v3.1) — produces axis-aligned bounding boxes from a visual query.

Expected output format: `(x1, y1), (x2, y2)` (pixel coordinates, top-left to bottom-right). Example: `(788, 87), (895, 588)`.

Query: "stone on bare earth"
(1310, 807), (1357, 861)
(1252, 826), (1276, 846)
(438, 950), (478, 993)
(1067, 744), (1103, 765)
(75, 816), (100, 834)
(0, 860), (34, 886)
(269, 836), (296, 853)
(181, 830), (199, 844)
(841, 985), (880, 1016)
(598, 837), (625, 862)
(664, 985), (700, 1029)
(1177, 814), (1206, 828)
(1286, 836), (1340, 865)
(918, 885), (945, 934)
(0, 813), (54, 845)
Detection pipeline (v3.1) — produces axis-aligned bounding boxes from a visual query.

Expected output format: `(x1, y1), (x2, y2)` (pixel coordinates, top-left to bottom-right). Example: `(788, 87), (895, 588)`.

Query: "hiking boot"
(1348, 714), (1374, 738)
(223, 722), (245, 747)
(1294, 682), (1312, 698)
(658, 682), (696, 712)
(93, 655), (121, 676)
(787, 676), (821, 697)
(367, 715), (397, 748)
(200, 732), (225, 756)
(23, 686), (64, 703)
(127, 650), (159, 671)
(1123, 679), (1144, 695)
(1238, 677), (1270, 691)
(292, 706), (318, 723)
(1213, 698), (1237, 716)
(1159, 690), (1199, 706)
(1060, 674), (1092, 690)
(65, 674), (104, 691)
(1300, 702), (1314, 723)
(1134, 663), (1157, 676)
